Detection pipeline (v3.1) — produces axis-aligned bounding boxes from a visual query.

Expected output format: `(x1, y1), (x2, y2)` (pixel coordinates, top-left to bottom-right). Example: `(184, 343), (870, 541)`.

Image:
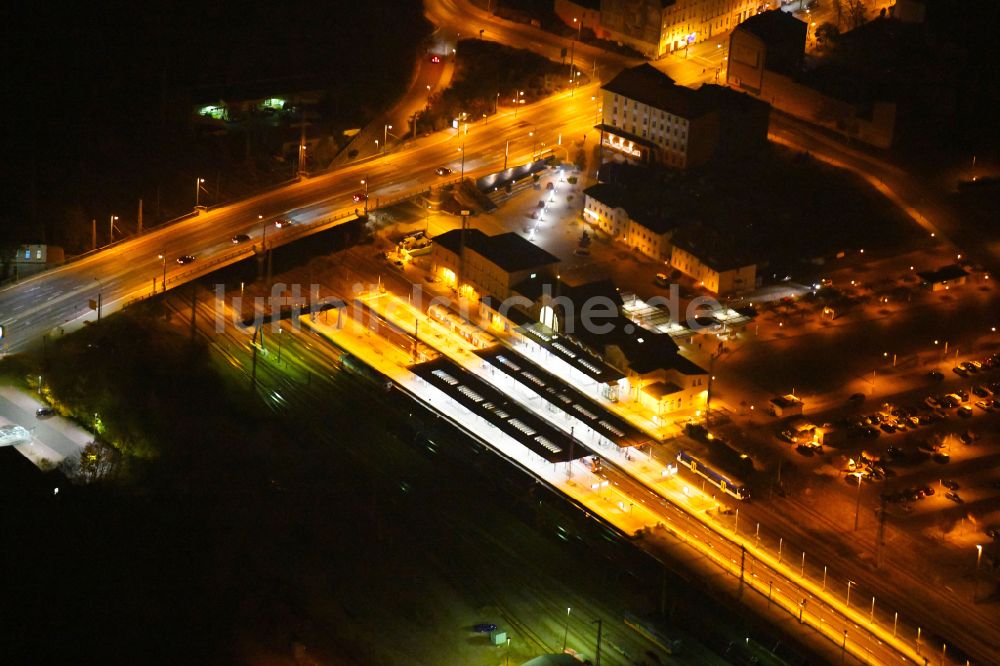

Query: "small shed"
(770, 394), (803, 417)
(917, 265), (968, 291)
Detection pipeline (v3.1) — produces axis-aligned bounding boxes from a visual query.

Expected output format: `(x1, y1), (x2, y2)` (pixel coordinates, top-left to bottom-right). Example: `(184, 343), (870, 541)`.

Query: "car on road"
(430, 54), (442, 64)
(231, 233), (251, 244)
(274, 218), (292, 228)
(945, 491), (964, 504)
(953, 366), (969, 377)
(35, 407), (56, 418)
(942, 479), (960, 491)
(435, 166), (453, 176)
(176, 255), (196, 264)
(353, 192), (367, 203)
(957, 405), (973, 418)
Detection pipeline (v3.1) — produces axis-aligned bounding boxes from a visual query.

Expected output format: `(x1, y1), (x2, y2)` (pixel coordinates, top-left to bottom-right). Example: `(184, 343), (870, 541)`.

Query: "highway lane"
(0, 87), (600, 354)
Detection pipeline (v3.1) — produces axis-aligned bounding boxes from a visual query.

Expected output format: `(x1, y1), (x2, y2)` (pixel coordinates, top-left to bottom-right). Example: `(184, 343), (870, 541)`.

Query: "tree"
(831, 0), (844, 29)
(846, 0), (867, 29)
(814, 22), (840, 50)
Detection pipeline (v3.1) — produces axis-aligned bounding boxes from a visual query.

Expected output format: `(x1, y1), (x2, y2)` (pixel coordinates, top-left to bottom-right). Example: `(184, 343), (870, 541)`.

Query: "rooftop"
(603, 65), (766, 119)
(434, 229), (560, 273)
(670, 224), (755, 273)
(737, 8), (807, 45)
(917, 264), (968, 284)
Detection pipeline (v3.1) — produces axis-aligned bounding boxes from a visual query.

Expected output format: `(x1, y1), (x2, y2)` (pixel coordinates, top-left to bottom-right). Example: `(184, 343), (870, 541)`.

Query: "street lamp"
(361, 178), (369, 215)
(108, 215), (118, 244)
(158, 252), (167, 292)
(853, 472), (863, 530)
(846, 580), (855, 608)
(458, 144), (465, 179)
(514, 90), (524, 118)
(562, 607), (571, 651)
(383, 124), (393, 155)
(194, 177), (206, 209)
(277, 327), (284, 364)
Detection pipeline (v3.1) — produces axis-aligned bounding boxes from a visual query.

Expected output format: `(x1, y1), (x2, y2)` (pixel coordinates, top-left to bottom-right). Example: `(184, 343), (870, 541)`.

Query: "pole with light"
(158, 252), (167, 292)
(853, 471), (863, 530)
(194, 177), (206, 209)
(108, 215), (118, 244)
(562, 607), (571, 650)
(361, 178), (369, 215)
(277, 327), (283, 364)
(514, 90), (524, 118)
(458, 144), (465, 180)
(383, 124), (392, 155)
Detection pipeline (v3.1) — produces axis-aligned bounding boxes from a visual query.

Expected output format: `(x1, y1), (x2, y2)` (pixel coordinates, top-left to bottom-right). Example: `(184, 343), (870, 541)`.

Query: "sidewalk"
(0, 386), (93, 468)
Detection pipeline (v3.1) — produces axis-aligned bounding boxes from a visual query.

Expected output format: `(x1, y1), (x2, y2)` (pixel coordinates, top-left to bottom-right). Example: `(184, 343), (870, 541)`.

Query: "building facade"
(430, 229), (560, 302)
(598, 0), (761, 58)
(555, 0), (602, 32)
(583, 184), (678, 261)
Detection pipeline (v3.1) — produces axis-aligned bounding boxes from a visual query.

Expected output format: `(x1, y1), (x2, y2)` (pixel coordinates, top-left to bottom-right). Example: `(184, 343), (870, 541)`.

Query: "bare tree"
(831, 0), (844, 29)
(846, 0), (868, 29)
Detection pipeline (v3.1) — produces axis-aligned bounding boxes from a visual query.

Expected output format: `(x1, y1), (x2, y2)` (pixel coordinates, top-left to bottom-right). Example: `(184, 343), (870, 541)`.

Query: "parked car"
(927, 370), (945, 382)
(957, 405), (973, 418)
(953, 366), (969, 377)
(972, 385), (991, 398)
(472, 623), (497, 633)
(955, 389), (969, 402)
(778, 430), (799, 444)
(924, 396), (941, 409)
(849, 392), (866, 403)
(975, 400), (993, 411)
(961, 360), (982, 373)
(945, 491), (964, 504)
(942, 479), (960, 491)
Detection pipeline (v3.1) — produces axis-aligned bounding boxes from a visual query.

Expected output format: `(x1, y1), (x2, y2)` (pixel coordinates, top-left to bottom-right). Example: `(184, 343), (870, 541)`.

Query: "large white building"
(597, 64), (769, 169)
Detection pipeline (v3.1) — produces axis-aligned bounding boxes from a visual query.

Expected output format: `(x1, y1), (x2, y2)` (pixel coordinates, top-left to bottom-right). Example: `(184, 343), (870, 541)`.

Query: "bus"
(676, 450), (749, 501)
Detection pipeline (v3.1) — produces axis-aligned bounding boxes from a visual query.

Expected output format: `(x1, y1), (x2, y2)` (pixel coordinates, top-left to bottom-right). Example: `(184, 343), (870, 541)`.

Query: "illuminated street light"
(562, 607), (571, 650)
(194, 177), (206, 209)
(158, 252), (166, 292)
(458, 144), (465, 179)
(108, 215), (118, 244)
(361, 178), (369, 215)
(383, 123), (393, 155)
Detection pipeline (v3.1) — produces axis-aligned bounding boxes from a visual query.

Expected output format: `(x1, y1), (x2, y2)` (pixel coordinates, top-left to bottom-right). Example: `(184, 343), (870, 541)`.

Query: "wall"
(729, 67), (896, 148)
